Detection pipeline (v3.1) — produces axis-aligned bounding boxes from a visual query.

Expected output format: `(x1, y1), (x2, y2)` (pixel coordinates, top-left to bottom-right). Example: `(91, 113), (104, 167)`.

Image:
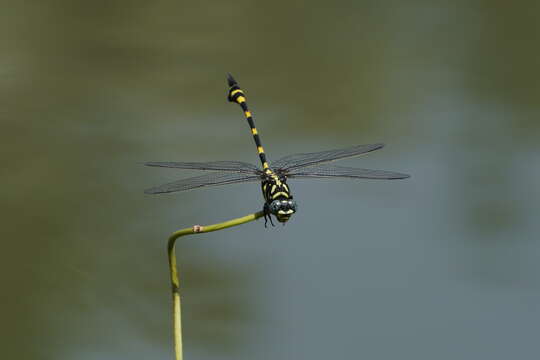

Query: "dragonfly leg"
(263, 203), (275, 228)
(264, 213), (275, 228)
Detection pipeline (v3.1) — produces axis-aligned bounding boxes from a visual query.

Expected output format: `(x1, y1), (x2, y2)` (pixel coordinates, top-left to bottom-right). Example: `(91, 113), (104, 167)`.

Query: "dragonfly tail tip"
(227, 73), (237, 87)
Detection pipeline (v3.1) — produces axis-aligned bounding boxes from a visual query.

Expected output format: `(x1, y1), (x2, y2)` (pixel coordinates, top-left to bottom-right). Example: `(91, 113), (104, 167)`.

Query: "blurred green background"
(2, 1), (539, 359)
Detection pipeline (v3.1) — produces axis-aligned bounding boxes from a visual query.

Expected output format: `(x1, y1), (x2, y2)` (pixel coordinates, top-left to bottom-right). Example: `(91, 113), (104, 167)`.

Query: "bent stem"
(167, 211), (265, 360)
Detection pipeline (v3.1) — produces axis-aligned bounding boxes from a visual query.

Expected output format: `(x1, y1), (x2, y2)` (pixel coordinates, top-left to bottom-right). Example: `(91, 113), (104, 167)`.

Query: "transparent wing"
(271, 143), (385, 172)
(145, 172), (262, 194)
(286, 164), (410, 180)
(144, 160), (260, 174)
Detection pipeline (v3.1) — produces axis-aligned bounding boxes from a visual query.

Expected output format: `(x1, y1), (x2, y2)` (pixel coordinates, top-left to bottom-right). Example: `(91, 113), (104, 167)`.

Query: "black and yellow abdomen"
(227, 74), (269, 170)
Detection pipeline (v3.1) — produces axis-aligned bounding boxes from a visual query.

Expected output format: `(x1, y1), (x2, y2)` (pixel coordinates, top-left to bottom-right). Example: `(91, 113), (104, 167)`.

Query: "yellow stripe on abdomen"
(230, 89), (243, 97)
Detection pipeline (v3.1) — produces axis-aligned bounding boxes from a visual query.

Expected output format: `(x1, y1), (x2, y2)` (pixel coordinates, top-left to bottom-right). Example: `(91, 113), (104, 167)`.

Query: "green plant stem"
(167, 211), (265, 360)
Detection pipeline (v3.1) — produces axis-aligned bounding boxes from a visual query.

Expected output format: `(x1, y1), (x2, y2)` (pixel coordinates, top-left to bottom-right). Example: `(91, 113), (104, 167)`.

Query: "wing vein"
(271, 143), (385, 172)
(286, 164), (410, 180)
(145, 172), (262, 194)
(144, 160), (260, 173)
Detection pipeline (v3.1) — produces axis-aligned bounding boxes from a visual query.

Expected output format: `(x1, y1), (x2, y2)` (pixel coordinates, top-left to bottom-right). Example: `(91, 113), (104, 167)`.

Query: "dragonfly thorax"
(262, 172), (296, 222)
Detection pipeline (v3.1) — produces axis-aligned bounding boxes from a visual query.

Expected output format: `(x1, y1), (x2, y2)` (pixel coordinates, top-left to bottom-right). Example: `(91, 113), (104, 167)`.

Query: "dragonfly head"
(269, 199), (298, 222)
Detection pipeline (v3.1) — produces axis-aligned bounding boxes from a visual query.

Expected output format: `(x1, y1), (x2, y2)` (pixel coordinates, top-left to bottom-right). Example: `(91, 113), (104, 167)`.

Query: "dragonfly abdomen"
(227, 74), (270, 170)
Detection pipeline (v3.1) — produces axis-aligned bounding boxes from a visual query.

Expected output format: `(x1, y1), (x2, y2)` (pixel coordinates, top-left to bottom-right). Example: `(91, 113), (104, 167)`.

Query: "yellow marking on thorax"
(282, 183), (289, 192)
(245, 111), (252, 118)
(236, 96), (246, 103)
(272, 191), (289, 199)
(271, 184), (277, 193)
(267, 173), (282, 186)
(257, 146), (265, 153)
(251, 128), (258, 135)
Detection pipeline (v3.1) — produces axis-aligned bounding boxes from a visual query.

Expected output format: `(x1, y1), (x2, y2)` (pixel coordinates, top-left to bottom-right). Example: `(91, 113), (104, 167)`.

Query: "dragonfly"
(145, 74), (410, 226)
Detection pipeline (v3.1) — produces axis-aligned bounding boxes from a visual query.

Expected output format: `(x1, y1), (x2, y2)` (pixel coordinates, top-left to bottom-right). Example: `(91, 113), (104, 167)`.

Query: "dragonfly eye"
(288, 200), (298, 211)
(269, 200), (282, 214)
